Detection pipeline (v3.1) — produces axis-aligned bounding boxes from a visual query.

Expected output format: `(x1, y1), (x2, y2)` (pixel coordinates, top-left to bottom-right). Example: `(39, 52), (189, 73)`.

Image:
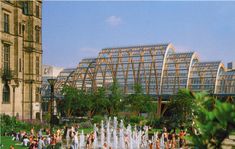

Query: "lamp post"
(39, 87), (43, 122)
(11, 84), (17, 117)
(47, 78), (57, 133)
(11, 80), (19, 118)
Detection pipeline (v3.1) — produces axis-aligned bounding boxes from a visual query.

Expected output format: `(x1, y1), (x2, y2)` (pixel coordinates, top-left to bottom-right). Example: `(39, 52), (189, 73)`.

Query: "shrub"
(92, 115), (104, 124)
(129, 116), (144, 124)
(0, 114), (47, 135)
(79, 121), (93, 128)
(55, 142), (62, 149)
(147, 118), (162, 128)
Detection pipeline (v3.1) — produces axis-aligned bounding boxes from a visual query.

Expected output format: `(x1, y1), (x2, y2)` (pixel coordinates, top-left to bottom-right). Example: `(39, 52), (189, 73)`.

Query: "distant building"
(42, 65), (64, 78)
(0, 0), (42, 120)
(228, 61), (235, 70)
(52, 43), (235, 96)
(41, 65), (63, 99)
(41, 66), (75, 115)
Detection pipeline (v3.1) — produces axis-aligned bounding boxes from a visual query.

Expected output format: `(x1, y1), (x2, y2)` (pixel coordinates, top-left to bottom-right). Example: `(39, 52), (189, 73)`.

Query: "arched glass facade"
(52, 43), (234, 96)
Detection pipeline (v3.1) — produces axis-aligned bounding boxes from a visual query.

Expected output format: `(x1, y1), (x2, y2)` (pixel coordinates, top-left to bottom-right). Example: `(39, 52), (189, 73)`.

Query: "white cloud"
(106, 16), (122, 26)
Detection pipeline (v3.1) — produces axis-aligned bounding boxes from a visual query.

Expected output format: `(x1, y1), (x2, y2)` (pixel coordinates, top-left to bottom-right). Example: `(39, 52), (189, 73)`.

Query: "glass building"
(53, 43), (234, 96)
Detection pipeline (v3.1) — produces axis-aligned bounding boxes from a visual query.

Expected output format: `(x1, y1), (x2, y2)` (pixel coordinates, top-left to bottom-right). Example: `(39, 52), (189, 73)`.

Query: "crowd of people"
(146, 127), (187, 149)
(117, 127), (186, 149)
(7, 125), (187, 149)
(9, 127), (63, 149)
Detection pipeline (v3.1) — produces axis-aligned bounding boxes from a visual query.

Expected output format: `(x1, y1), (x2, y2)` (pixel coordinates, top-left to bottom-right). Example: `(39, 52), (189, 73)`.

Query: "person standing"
(38, 137), (45, 149)
(72, 132), (79, 149)
(179, 129), (186, 148)
(38, 129), (42, 138)
(163, 127), (169, 149)
(50, 134), (57, 149)
(30, 127), (35, 136)
(65, 127), (71, 149)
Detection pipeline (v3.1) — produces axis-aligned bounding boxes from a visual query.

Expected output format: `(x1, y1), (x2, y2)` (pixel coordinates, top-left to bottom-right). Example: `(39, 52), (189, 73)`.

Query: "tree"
(125, 83), (151, 115)
(163, 89), (195, 128)
(86, 87), (108, 117)
(107, 79), (123, 115)
(188, 92), (235, 148)
(164, 89), (235, 148)
(60, 85), (80, 117)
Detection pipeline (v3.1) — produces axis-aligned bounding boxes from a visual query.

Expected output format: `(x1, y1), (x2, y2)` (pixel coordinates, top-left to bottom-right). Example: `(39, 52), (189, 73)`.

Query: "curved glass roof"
(46, 43), (234, 98)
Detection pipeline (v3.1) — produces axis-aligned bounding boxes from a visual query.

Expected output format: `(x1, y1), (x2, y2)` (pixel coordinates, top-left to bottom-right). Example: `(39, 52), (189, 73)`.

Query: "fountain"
(79, 130), (85, 148)
(79, 117), (152, 149)
(101, 120), (104, 147)
(160, 133), (165, 148)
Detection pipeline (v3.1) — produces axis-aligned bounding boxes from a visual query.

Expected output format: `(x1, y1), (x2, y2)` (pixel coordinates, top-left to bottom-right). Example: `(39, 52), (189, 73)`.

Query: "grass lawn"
(0, 136), (27, 149)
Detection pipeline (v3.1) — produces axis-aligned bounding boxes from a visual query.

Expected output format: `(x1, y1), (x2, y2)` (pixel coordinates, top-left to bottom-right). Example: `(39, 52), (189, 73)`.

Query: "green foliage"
(0, 136), (27, 149)
(43, 113), (51, 124)
(0, 114), (44, 135)
(165, 89), (235, 148)
(79, 121), (93, 128)
(1, 114), (16, 135)
(147, 118), (162, 128)
(61, 85), (80, 117)
(134, 83), (143, 94)
(55, 142), (62, 149)
(129, 115), (144, 124)
(60, 81), (157, 120)
(163, 89), (195, 128)
(107, 79), (123, 115)
(125, 83), (152, 115)
(92, 115), (105, 124)
(188, 94), (235, 148)
(85, 87), (109, 117)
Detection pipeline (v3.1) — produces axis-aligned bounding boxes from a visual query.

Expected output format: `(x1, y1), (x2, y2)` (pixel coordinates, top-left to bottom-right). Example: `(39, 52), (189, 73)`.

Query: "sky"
(42, 1), (235, 68)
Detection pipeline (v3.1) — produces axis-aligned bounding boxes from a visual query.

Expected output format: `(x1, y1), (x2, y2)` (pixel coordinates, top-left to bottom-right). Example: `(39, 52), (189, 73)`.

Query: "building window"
(2, 84), (10, 103)
(36, 56), (40, 75)
(36, 87), (40, 102)
(35, 29), (40, 43)
(22, 24), (25, 32)
(4, 13), (9, 33)
(19, 23), (22, 35)
(19, 58), (22, 72)
(22, 2), (29, 15)
(36, 5), (39, 18)
(3, 44), (10, 71)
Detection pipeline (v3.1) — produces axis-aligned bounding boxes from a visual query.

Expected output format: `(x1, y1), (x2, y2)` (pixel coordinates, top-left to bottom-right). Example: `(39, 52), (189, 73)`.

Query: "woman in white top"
(66, 127), (71, 149)
(73, 132), (79, 149)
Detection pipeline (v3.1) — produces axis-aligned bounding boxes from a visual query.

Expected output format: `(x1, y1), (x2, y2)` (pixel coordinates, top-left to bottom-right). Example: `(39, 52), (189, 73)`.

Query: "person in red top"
(50, 134), (57, 149)
(179, 130), (186, 148)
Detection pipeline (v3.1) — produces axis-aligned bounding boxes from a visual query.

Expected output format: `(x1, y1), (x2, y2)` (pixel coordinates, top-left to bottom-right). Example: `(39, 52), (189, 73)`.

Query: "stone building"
(0, 0), (42, 120)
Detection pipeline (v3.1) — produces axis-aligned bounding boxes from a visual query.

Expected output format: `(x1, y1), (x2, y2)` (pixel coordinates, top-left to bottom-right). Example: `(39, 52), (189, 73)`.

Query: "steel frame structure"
(47, 43), (234, 98)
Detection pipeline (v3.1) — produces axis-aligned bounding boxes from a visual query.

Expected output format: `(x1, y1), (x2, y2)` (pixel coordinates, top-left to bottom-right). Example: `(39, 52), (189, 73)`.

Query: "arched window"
(3, 84), (10, 103)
